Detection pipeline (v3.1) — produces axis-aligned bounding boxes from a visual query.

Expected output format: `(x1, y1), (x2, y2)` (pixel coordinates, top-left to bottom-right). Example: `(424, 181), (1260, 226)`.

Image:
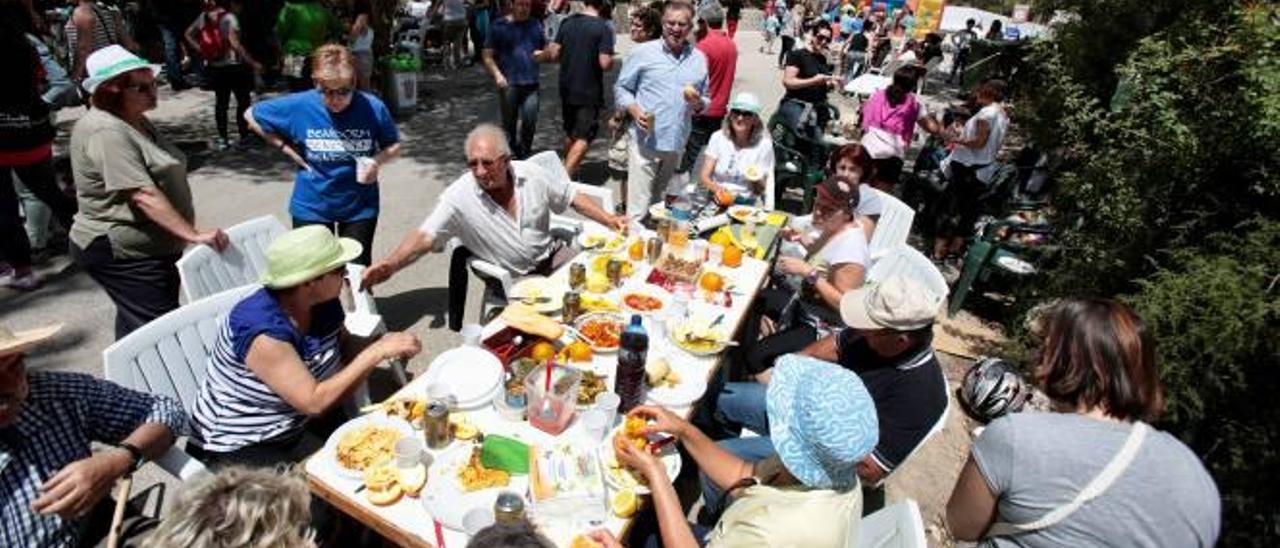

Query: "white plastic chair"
(854, 500), (928, 548)
(176, 215), (286, 303)
(866, 244), (949, 301)
(102, 285), (258, 480)
(867, 189), (915, 261)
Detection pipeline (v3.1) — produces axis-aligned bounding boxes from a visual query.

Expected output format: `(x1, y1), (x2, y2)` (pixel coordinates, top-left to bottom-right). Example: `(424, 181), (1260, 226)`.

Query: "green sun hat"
(260, 226), (363, 289)
(728, 92), (764, 115)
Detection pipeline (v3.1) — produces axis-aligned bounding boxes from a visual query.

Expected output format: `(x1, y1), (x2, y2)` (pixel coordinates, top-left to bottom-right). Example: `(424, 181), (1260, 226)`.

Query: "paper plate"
(422, 442), (531, 531)
(321, 414), (416, 480)
(573, 313), (625, 354)
(727, 205), (766, 224)
(577, 230), (626, 254)
(620, 285), (672, 315)
(648, 202), (672, 221)
(598, 424), (682, 495)
(424, 346), (504, 409)
(645, 357), (708, 408)
(509, 276), (564, 314)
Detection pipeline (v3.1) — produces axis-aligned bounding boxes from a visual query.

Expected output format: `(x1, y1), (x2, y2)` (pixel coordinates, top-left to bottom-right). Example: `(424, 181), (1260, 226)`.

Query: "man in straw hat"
(0, 323), (186, 546)
(704, 275), (948, 514)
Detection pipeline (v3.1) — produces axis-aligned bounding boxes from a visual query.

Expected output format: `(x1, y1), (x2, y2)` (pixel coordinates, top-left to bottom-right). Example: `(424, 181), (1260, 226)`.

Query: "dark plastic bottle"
(615, 315), (649, 413)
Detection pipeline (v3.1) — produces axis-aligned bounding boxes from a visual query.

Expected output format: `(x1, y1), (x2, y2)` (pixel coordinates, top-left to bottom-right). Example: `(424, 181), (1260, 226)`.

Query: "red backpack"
(196, 9), (229, 61)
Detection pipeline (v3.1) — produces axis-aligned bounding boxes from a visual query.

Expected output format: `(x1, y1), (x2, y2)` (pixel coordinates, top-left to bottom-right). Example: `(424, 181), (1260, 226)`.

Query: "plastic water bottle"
(615, 315), (649, 413)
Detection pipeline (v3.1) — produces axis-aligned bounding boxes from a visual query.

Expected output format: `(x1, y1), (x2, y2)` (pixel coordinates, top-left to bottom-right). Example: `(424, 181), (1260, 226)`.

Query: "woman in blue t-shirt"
(189, 226), (421, 468)
(245, 44), (401, 265)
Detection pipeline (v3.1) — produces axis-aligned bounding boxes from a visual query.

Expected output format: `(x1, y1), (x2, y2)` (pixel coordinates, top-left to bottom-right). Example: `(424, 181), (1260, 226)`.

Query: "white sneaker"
(3, 273), (40, 291)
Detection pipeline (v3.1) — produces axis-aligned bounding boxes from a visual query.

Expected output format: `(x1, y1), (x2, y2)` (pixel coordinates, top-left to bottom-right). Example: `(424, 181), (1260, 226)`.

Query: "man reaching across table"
(362, 124), (626, 326)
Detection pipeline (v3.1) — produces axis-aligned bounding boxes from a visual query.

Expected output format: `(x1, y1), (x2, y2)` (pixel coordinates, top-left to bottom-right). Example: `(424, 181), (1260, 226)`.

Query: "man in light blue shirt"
(614, 1), (709, 216)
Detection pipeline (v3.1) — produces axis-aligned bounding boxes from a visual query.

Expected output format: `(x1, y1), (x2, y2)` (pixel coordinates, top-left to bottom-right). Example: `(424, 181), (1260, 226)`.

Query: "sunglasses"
(123, 81), (158, 93)
(814, 34), (833, 43)
(730, 109), (756, 118)
(467, 155), (508, 169)
(318, 86), (354, 98)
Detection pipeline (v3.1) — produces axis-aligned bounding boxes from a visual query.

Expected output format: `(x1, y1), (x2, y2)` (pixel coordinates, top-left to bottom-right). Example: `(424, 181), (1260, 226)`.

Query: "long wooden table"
(306, 229), (776, 547)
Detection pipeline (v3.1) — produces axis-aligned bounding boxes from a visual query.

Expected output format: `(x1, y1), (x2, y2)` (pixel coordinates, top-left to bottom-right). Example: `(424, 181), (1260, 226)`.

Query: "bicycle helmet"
(959, 357), (1030, 423)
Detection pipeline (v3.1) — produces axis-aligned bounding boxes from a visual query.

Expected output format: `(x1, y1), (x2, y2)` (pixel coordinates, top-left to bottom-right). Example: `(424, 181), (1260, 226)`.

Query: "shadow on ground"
(375, 286), (451, 331)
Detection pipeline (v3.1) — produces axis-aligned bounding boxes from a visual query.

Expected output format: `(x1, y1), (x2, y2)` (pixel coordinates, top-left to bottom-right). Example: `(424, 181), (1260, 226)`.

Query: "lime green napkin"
(480, 435), (530, 475)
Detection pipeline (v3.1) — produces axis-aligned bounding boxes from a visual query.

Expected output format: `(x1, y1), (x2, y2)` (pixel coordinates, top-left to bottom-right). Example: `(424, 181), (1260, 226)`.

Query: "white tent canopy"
(939, 6), (1050, 39)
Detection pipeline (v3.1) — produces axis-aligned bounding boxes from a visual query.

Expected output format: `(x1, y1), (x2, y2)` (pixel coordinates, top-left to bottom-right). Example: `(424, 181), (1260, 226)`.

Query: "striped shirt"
(0, 372), (186, 548)
(190, 288), (345, 453)
(65, 3), (123, 66)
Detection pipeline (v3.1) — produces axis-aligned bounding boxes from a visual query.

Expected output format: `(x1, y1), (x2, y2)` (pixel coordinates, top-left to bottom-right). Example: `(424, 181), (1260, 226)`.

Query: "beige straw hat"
(0, 323), (62, 357)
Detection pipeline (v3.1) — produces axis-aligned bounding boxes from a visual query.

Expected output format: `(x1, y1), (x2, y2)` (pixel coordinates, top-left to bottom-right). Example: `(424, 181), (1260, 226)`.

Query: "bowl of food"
(670, 317), (729, 357)
(574, 313), (624, 353)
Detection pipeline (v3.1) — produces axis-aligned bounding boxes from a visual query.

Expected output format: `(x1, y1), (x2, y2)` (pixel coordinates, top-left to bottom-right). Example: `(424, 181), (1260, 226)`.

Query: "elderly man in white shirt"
(362, 124), (625, 312)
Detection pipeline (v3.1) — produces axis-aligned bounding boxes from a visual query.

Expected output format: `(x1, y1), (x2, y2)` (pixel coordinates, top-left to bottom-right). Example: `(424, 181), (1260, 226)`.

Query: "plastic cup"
(594, 392), (621, 428)
(580, 408), (610, 443)
(355, 157), (377, 184)
(394, 438), (424, 469)
(463, 507), (496, 536)
(461, 324), (483, 346)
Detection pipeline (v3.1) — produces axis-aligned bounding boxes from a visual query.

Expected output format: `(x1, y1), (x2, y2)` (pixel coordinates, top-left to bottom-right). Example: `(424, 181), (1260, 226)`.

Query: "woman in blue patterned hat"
(585, 355), (879, 547)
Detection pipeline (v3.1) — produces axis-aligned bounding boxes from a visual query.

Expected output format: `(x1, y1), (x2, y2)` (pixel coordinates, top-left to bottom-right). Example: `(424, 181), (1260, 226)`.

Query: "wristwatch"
(116, 442), (145, 473)
(804, 269), (822, 287)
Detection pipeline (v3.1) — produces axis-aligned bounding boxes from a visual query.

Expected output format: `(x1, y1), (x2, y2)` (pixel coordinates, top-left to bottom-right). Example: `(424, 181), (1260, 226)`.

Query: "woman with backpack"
(186, 0), (263, 150)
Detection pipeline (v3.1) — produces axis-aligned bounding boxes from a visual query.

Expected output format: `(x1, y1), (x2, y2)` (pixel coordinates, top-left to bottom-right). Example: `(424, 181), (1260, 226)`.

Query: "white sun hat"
(81, 45), (158, 95)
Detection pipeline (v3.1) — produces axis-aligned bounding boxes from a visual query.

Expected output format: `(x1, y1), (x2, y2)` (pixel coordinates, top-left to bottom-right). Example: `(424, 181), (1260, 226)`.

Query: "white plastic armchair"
(866, 244), (949, 301)
(853, 500), (928, 548)
(102, 285), (257, 481)
(867, 189), (915, 261)
(176, 215), (287, 303)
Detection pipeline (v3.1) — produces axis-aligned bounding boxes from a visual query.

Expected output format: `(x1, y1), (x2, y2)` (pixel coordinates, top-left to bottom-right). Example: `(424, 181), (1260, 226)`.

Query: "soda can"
(424, 401), (452, 449)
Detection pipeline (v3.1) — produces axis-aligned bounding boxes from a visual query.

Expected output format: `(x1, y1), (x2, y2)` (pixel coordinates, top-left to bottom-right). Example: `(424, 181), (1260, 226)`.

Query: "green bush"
(1129, 221), (1280, 543)
(1004, 1), (1280, 543)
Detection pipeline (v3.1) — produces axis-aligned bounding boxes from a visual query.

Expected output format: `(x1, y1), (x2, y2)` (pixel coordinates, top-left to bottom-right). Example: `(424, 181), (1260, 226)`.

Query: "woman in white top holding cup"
(697, 92), (777, 209)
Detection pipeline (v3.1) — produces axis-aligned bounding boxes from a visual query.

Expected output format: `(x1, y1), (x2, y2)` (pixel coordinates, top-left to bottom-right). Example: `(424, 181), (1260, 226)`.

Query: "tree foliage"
(1011, 1), (1280, 544)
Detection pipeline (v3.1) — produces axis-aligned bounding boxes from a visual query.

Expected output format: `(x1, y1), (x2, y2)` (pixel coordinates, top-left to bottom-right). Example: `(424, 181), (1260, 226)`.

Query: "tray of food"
(646, 253), (702, 290)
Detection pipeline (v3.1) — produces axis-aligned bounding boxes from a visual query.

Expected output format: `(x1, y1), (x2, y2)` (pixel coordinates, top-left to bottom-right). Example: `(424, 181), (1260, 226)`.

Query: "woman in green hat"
(695, 92), (777, 209)
(188, 226), (421, 468)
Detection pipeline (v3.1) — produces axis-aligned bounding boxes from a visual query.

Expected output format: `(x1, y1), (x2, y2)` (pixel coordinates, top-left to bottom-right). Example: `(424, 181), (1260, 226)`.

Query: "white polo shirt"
(419, 161), (574, 275)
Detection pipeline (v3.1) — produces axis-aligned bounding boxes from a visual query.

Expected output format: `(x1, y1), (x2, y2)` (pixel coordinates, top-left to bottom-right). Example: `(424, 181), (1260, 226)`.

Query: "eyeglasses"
(466, 155), (508, 169)
(318, 86), (354, 98)
(123, 81), (157, 93)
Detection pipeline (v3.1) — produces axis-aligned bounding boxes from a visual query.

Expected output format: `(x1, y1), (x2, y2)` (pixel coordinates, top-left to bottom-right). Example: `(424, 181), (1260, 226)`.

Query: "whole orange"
(699, 272), (725, 292)
(722, 245), (743, 268)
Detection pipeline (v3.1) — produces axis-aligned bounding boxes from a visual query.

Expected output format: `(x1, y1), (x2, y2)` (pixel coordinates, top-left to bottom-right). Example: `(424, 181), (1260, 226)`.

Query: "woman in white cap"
(188, 226), (421, 468)
(696, 92), (777, 208)
(68, 45), (230, 339)
(587, 355), (879, 547)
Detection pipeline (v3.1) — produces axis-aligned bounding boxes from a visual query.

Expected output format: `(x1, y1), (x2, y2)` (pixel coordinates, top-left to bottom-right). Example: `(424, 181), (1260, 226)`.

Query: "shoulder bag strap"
(986, 421), (1150, 538)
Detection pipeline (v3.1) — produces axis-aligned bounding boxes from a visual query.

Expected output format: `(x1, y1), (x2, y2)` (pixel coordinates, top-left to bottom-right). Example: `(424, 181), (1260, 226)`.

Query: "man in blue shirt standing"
(482, 0), (548, 159)
(614, 1), (709, 217)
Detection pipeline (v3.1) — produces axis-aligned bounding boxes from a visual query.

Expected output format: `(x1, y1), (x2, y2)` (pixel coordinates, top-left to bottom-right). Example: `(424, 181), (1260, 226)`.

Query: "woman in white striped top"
(189, 226), (421, 468)
(65, 0), (138, 81)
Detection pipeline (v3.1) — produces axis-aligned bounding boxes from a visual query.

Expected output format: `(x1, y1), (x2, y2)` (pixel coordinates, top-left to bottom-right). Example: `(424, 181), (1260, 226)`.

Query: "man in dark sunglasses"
(363, 124), (625, 329)
(778, 26), (840, 149)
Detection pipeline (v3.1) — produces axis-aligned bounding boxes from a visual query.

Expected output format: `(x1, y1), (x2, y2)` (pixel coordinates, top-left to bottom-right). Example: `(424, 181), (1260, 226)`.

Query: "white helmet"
(959, 357), (1030, 423)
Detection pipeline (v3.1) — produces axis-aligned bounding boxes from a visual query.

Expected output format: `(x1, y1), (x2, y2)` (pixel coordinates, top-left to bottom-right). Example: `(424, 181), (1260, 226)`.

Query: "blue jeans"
(159, 25), (184, 85)
(699, 382), (779, 521)
(499, 84), (540, 158)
